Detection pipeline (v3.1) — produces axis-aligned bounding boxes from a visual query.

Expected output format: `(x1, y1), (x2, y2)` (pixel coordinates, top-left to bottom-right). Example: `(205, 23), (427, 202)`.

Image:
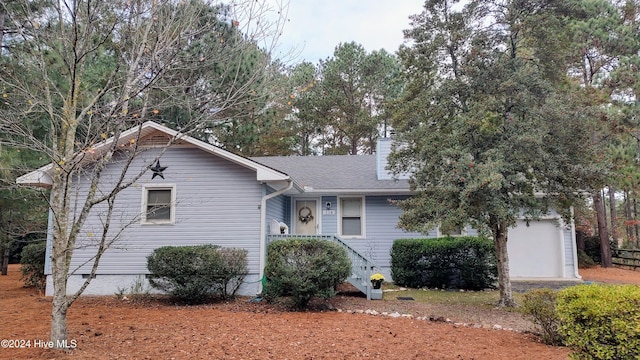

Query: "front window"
(142, 185), (175, 224)
(340, 197), (364, 237)
(439, 225), (466, 237)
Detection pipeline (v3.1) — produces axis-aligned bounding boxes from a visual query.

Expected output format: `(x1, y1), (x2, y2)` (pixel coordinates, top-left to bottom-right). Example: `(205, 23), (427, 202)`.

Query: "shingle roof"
(251, 155), (410, 193)
(17, 121), (290, 188)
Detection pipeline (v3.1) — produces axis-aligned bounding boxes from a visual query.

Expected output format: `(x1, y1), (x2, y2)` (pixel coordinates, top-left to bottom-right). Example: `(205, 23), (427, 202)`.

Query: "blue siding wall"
(376, 138), (409, 180)
(321, 196), (337, 234)
(68, 146), (263, 277)
(563, 224), (576, 277)
(266, 190), (289, 233)
(340, 196), (424, 279)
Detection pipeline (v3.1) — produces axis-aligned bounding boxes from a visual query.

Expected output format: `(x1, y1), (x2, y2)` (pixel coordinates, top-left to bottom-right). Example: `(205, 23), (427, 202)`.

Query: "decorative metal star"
(150, 160), (167, 180)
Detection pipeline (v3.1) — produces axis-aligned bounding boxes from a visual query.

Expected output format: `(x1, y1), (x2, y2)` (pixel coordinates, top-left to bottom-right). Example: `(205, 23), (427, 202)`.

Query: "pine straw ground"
(1, 264), (638, 360)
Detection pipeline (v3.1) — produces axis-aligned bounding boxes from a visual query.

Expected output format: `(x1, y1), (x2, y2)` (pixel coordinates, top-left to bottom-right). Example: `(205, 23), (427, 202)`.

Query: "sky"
(269, 1), (425, 64)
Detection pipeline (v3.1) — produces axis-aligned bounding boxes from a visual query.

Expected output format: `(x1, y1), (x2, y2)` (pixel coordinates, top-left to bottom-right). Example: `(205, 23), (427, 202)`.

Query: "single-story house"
(18, 121), (581, 299)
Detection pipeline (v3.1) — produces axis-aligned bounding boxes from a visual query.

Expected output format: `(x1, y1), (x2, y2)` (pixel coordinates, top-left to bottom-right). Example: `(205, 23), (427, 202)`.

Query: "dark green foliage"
(391, 237), (497, 290)
(577, 249), (597, 269)
(20, 240), (47, 290)
(389, 0), (615, 307)
(521, 289), (563, 345)
(582, 235), (618, 265)
(557, 284), (640, 360)
(583, 235), (603, 264)
(146, 245), (248, 304)
(1, 147), (50, 268)
(315, 42), (404, 155)
(263, 238), (351, 309)
(9, 232), (45, 264)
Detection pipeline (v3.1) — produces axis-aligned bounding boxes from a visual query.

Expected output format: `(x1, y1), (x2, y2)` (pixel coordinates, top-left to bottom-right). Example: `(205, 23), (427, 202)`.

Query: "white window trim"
(141, 184), (176, 225)
(337, 196), (366, 239)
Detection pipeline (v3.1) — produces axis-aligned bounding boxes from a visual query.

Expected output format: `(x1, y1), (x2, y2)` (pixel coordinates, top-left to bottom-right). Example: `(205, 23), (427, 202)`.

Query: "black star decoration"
(150, 160), (167, 180)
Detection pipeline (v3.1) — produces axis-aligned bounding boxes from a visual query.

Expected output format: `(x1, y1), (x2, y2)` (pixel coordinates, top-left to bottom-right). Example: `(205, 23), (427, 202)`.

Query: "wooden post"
(1, 247), (9, 276)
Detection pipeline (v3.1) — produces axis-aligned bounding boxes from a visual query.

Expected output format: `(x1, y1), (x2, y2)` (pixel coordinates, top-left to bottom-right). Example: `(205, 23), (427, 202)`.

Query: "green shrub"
(577, 249), (597, 268)
(391, 237), (497, 290)
(582, 236), (618, 265)
(557, 284), (640, 360)
(583, 235), (602, 264)
(20, 240), (47, 290)
(521, 289), (563, 345)
(263, 238), (351, 309)
(146, 245), (248, 304)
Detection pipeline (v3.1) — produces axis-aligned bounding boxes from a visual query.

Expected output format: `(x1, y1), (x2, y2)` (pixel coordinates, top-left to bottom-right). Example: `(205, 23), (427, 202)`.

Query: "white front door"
(295, 200), (317, 235)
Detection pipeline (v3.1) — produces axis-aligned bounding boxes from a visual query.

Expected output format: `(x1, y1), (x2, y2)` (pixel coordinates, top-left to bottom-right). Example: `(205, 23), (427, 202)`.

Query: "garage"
(507, 219), (564, 278)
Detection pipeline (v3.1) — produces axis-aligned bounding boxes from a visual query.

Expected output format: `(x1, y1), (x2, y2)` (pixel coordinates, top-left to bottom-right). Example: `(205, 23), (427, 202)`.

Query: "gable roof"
(17, 121), (291, 188)
(18, 121), (410, 195)
(252, 155), (411, 194)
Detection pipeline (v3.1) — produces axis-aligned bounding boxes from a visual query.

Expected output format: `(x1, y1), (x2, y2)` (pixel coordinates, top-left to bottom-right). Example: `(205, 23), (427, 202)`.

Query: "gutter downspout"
(258, 179), (293, 294)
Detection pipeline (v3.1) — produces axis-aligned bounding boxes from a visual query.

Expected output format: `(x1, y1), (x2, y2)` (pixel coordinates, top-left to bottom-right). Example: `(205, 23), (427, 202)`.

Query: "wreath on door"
(298, 206), (314, 224)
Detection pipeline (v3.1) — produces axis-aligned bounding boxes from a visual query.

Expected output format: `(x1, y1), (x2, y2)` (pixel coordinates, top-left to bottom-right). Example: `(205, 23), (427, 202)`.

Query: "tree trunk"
(593, 192), (612, 267)
(493, 220), (516, 307)
(625, 191), (634, 244)
(50, 262), (69, 346)
(602, 189), (608, 230)
(0, 6), (5, 49)
(609, 186), (617, 246)
(633, 196), (640, 245)
(1, 247), (9, 275)
(0, 209), (6, 276)
(49, 164), (73, 347)
(50, 232), (71, 346)
(576, 230), (585, 252)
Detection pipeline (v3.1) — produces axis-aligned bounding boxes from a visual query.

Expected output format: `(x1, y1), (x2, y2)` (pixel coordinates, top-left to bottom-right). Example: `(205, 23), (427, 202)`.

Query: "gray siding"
(376, 138), (409, 180)
(465, 226), (479, 236)
(342, 196), (424, 276)
(321, 196), (337, 234)
(265, 190), (288, 232)
(563, 225), (576, 277)
(68, 146), (263, 276)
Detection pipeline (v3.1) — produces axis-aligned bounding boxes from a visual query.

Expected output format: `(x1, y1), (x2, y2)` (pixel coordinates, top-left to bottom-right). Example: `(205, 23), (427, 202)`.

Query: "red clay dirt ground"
(1, 264), (638, 360)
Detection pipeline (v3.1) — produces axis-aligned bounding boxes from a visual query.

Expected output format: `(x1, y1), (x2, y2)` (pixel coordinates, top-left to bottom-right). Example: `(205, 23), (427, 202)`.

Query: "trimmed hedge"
(391, 236), (497, 290)
(263, 238), (351, 309)
(557, 284), (640, 360)
(146, 245), (248, 304)
(20, 241), (47, 290)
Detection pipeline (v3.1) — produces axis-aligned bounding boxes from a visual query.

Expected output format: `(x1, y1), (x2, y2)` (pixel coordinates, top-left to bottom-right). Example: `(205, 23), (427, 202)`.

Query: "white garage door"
(507, 219), (563, 278)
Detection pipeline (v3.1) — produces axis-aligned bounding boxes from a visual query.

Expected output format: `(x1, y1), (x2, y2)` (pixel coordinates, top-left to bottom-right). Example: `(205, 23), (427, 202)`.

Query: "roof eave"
(16, 121), (291, 187)
(16, 164), (54, 188)
(300, 188), (412, 195)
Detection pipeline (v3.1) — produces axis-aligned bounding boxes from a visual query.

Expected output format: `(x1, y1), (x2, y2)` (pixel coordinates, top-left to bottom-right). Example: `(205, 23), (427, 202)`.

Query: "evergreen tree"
(317, 42), (404, 155)
(389, 0), (603, 306)
(563, 0), (640, 264)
